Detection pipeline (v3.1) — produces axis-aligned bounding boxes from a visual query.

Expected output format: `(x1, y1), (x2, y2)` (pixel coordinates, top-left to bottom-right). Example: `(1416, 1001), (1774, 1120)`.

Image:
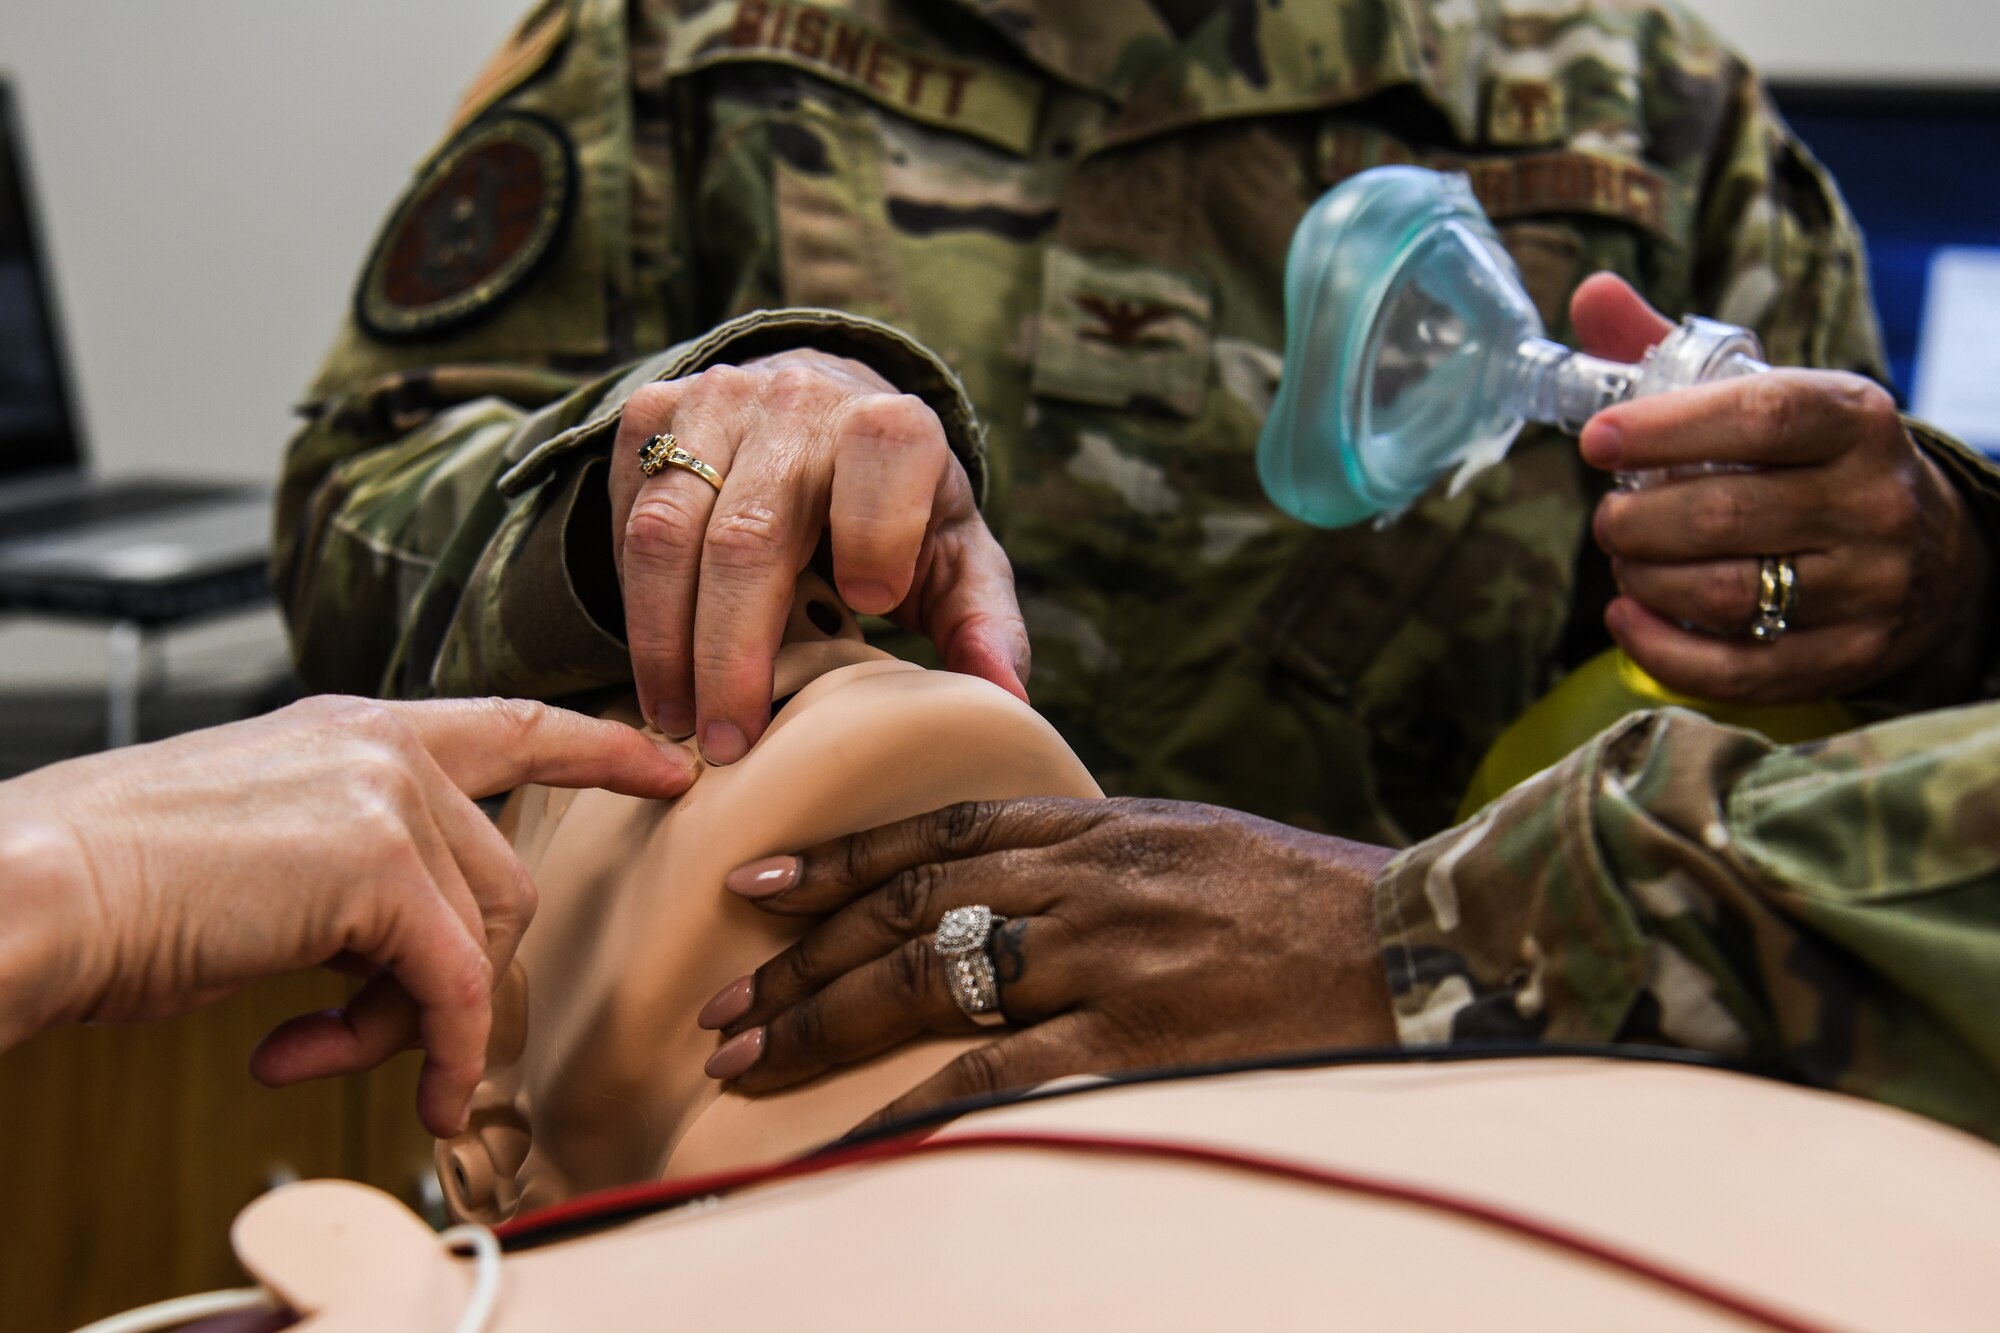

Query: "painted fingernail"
(655, 701), (696, 740)
(704, 1027), (765, 1080)
(842, 578), (896, 615)
(701, 721), (748, 766)
(698, 975), (755, 1030)
(725, 856), (799, 898)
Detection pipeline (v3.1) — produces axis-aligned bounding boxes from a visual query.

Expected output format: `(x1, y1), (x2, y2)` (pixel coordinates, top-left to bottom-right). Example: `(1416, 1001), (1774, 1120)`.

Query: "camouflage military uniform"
(278, 0), (2000, 843)
(1377, 700), (2000, 1144)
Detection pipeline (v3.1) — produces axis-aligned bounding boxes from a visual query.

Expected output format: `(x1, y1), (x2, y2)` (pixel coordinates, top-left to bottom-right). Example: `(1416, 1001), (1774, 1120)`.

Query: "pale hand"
(0, 697), (697, 1135)
(609, 349), (1028, 765)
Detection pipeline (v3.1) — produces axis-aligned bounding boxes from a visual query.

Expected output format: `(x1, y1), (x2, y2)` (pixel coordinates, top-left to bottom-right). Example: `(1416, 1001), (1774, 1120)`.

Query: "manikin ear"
(436, 962), (535, 1225)
(231, 1181), (471, 1333)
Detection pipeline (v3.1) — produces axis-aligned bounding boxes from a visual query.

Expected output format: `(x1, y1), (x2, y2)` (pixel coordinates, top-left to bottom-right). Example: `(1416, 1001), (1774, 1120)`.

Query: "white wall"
(1685, 0), (2000, 82)
(0, 1), (525, 687)
(0, 0), (528, 482)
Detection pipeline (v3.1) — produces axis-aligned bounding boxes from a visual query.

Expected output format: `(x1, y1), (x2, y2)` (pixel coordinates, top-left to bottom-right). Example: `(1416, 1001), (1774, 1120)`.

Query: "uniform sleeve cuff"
(427, 457), (635, 699)
(1371, 721), (1651, 1050)
(495, 307), (989, 504)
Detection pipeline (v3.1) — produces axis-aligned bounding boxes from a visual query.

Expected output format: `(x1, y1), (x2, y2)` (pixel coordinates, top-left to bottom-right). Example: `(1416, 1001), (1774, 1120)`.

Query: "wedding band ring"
(637, 433), (724, 492)
(933, 905), (1009, 1028)
(1751, 555), (1798, 643)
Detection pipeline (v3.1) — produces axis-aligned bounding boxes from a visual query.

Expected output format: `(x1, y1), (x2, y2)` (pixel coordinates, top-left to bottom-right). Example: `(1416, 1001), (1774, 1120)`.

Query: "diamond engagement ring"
(1750, 555), (1798, 643)
(933, 905), (1009, 1028)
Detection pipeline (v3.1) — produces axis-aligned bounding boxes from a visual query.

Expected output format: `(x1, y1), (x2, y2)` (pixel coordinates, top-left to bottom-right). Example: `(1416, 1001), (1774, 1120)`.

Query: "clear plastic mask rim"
(1339, 179), (1496, 515)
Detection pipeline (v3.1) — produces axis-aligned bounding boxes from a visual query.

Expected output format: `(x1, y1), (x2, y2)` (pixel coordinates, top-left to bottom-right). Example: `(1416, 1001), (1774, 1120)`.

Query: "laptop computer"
(0, 78), (273, 622)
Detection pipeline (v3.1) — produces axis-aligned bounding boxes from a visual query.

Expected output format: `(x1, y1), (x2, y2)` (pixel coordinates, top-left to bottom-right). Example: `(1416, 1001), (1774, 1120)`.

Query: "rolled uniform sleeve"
(279, 308), (982, 700)
(274, 0), (986, 701)
(1375, 703), (2000, 1143)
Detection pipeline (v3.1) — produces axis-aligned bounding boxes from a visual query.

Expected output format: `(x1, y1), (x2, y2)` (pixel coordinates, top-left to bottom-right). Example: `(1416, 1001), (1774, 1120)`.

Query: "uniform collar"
(943, 0), (1485, 149)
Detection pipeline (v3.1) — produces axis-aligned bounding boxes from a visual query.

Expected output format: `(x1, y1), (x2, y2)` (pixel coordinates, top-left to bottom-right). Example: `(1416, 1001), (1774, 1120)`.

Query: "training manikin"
(437, 573), (1101, 1224)
(151, 579), (2000, 1333)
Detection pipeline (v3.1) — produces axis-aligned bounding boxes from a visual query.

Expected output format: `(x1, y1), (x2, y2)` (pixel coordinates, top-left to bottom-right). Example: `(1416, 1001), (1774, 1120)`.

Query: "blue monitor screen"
(1774, 84), (2000, 444)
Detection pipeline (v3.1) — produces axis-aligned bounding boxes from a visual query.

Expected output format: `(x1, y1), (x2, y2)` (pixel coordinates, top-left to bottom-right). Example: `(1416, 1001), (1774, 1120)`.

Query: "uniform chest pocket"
(1253, 431), (1586, 693)
(768, 90), (913, 324)
(1252, 480), (1486, 691)
(678, 1), (1046, 323)
(692, 70), (913, 326)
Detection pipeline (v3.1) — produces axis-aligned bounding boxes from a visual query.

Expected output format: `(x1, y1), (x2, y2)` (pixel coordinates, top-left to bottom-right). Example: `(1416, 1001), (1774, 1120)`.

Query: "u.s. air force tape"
(355, 111), (575, 341)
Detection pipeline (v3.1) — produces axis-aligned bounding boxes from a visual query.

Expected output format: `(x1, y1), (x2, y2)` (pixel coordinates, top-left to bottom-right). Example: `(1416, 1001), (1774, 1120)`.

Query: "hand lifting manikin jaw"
(436, 572), (1101, 1225)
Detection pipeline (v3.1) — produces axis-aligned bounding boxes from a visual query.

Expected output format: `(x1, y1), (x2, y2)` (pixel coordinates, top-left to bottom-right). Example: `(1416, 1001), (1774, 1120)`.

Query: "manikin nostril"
(805, 600), (842, 635)
(444, 1141), (495, 1209)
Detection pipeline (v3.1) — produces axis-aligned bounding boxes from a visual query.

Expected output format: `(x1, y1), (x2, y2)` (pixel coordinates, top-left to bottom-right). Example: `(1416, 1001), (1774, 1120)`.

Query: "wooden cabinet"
(0, 973), (436, 1332)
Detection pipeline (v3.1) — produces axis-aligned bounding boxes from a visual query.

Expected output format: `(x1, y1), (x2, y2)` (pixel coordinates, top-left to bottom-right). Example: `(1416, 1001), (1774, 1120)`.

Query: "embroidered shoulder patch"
(355, 112), (575, 341)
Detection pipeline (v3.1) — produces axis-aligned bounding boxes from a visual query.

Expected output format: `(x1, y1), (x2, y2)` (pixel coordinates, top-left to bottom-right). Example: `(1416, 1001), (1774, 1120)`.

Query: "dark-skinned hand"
(693, 797), (1398, 1127)
(1573, 273), (1990, 704)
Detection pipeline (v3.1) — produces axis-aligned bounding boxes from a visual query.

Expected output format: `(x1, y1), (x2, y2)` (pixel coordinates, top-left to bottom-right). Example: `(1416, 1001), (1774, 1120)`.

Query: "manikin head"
(438, 574), (1101, 1223)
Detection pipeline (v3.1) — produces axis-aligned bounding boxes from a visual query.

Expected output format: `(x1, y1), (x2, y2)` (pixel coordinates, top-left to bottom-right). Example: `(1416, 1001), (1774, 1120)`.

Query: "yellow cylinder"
(1457, 648), (1856, 822)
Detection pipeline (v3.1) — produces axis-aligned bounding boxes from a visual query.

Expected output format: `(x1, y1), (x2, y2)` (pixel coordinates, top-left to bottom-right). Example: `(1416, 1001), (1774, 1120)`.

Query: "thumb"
(1570, 271), (1675, 363)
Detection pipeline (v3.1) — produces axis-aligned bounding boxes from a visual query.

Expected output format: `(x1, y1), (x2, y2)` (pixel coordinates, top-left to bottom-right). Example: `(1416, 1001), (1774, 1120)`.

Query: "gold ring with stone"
(1750, 555), (1799, 644)
(637, 433), (724, 492)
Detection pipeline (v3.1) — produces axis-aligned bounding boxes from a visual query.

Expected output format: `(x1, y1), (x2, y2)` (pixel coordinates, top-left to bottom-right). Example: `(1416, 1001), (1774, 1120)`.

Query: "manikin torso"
(439, 576), (1102, 1224)
(243, 1058), (2000, 1332)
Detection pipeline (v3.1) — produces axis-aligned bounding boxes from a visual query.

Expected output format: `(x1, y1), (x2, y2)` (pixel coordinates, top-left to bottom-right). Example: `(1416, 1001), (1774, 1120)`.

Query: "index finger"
(1581, 370), (1885, 473)
(729, 797), (1103, 917)
(383, 698), (698, 800)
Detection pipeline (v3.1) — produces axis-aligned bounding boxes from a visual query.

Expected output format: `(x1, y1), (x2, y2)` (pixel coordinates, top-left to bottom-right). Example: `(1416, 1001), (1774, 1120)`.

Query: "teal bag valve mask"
(1256, 165), (1768, 528)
